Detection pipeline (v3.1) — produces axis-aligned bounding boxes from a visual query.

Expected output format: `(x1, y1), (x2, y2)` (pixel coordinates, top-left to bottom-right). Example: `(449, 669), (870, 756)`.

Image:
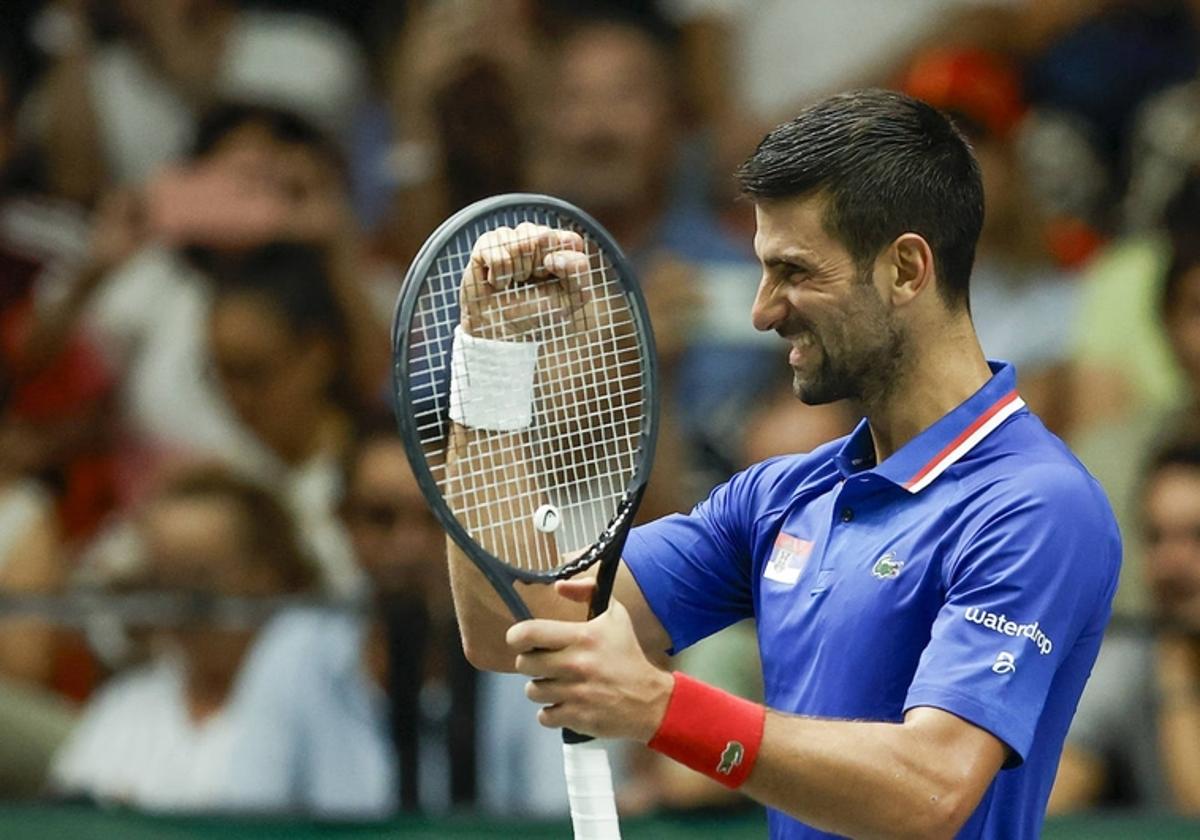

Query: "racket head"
(391, 193), (658, 594)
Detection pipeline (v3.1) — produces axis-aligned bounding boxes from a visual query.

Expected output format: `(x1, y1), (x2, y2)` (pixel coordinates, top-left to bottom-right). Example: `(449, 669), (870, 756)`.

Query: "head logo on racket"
(533, 503), (561, 534)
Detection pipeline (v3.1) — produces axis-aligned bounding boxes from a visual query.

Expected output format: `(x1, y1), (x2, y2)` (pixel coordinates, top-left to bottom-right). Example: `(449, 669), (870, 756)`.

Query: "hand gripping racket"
(391, 194), (658, 839)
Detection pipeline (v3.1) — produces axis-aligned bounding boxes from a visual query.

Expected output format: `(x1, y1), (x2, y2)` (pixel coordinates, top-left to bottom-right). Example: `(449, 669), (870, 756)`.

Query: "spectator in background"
(30, 0), (366, 204)
(30, 102), (388, 509)
(0, 411), (76, 797)
(340, 432), (475, 813)
(1072, 179), (1200, 619)
(340, 432), (570, 816)
(900, 47), (1081, 435)
(1, 44), (115, 751)
(205, 243), (365, 596)
(51, 464), (395, 817)
(375, 0), (535, 271)
(1050, 435), (1200, 815)
(1022, 0), (1199, 196)
(1123, 77), (1200, 235)
(1069, 170), (1200, 436)
(1, 42), (118, 546)
(528, 5), (779, 492)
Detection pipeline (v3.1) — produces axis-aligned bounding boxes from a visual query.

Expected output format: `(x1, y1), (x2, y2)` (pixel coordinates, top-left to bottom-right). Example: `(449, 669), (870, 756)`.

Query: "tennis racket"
(391, 193), (658, 840)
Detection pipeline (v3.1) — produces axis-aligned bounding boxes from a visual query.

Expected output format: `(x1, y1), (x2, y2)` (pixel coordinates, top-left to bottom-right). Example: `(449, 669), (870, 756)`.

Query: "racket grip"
(562, 738), (622, 839)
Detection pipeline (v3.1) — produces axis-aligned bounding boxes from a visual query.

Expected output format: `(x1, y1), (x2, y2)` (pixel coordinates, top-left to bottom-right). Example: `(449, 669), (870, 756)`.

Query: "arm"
(509, 593), (1005, 839)
(746, 707), (1005, 839)
(510, 466), (1119, 834)
(444, 223), (671, 671)
(449, 544), (669, 673)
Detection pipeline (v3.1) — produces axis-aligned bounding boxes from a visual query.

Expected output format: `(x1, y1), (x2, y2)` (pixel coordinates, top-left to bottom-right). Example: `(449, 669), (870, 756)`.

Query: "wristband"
(647, 672), (765, 789)
(448, 325), (540, 431)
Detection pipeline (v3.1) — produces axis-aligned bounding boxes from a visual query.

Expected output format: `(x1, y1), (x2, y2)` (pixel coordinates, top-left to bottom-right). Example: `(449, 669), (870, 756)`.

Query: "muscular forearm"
(445, 425), (588, 670)
(448, 541), (588, 671)
(741, 710), (1002, 839)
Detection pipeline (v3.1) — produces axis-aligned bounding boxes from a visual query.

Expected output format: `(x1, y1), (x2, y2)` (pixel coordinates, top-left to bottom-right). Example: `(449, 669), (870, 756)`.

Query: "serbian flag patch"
(763, 533), (812, 585)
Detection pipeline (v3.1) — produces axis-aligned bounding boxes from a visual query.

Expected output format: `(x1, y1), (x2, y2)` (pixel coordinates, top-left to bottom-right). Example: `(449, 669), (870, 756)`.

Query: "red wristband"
(647, 672), (765, 789)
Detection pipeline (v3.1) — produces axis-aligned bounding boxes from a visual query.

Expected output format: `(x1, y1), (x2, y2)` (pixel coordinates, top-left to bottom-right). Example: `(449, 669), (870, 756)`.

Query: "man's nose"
(750, 277), (785, 333)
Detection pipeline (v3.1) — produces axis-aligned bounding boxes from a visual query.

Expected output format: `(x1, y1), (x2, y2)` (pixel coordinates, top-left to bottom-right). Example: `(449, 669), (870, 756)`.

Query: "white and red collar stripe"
(902, 390), (1026, 494)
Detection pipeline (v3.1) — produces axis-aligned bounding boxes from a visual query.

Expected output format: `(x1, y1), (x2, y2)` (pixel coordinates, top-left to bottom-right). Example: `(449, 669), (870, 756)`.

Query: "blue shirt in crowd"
(624, 361), (1121, 839)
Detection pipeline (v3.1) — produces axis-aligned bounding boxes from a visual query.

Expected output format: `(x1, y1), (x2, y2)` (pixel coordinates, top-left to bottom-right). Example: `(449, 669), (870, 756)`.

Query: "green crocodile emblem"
(716, 740), (745, 776)
(872, 552), (904, 580)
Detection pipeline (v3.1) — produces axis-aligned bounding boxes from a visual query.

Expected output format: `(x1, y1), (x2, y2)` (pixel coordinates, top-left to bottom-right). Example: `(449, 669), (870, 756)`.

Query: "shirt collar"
(834, 361), (1026, 494)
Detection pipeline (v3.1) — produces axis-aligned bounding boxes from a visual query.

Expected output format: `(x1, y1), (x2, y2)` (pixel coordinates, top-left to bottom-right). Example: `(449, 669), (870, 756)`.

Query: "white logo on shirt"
(963, 607), (1054, 655)
(992, 651), (1017, 675)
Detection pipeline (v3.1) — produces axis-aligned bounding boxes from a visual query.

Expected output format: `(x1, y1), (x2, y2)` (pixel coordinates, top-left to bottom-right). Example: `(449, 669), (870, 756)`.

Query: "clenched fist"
(460, 222), (593, 340)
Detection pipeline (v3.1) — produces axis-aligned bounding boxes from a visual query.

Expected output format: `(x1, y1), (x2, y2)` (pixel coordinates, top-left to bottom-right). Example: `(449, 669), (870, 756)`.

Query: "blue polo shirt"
(623, 362), (1120, 839)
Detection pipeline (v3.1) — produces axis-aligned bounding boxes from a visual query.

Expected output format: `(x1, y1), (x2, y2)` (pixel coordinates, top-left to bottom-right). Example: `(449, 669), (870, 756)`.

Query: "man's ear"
(885, 233), (935, 307)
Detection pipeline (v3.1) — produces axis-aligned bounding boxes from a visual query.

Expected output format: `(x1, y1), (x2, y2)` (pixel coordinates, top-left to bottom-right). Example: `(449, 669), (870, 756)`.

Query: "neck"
(860, 314), (992, 464)
(185, 667), (238, 724)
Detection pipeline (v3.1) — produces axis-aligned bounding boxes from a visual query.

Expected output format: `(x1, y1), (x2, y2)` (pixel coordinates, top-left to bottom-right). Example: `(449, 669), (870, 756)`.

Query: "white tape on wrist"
(449, 325), (540, 431)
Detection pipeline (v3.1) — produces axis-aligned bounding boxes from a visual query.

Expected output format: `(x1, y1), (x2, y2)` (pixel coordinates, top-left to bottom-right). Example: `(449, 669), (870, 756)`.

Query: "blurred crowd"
(1, 0), (1200, 823)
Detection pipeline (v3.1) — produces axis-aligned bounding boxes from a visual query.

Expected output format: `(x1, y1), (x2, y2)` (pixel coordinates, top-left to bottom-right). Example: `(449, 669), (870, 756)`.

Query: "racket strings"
(406, 208), (645, 574)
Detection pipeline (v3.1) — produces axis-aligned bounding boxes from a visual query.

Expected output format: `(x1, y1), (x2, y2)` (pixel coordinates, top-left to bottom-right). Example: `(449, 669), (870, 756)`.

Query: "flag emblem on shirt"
(764, 533), (812, 585)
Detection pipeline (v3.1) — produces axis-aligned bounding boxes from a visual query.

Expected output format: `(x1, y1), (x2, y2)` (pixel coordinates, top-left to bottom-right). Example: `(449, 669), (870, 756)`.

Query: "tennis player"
(450, 89), (1121, 838)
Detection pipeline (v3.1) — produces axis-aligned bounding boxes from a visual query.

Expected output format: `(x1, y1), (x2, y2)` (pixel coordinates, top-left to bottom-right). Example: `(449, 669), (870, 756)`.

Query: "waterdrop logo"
(963, 607), (1054, 655)
(991, 651), (1017, 675)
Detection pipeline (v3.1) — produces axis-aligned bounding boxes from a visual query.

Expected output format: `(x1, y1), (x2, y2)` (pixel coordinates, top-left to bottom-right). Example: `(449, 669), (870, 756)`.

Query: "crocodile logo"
(872, 552), (904, 580)
(716, 740), (745, 776)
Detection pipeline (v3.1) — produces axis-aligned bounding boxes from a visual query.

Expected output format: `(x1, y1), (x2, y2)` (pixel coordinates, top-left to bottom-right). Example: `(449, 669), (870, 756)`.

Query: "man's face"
(343, 440), (444, 597)
(208, 292), (332, 459)
(1166, 265), (1200, 393)
(140, 495), (278, 675)
(533, 25), (675, 216)
(750, 196), (908, 406)
(1143, 465), (1200, 629)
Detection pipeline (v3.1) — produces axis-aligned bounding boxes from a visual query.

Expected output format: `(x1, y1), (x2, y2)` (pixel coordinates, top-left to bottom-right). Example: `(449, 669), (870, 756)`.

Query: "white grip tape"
(563, 740), (621, 839)
(448, 325), (540, 431)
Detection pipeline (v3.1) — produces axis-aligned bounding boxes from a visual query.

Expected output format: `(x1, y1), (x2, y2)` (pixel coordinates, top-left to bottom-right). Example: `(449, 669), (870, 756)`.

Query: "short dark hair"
(190, 101), (346, 179)
(212, 242), (348, 345)
(736, 89), (984, 309)
(210, 242), (359, 414)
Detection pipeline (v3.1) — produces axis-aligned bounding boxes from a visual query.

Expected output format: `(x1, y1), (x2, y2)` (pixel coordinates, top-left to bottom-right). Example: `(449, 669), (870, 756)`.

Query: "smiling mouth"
(787, 332), (816, 365)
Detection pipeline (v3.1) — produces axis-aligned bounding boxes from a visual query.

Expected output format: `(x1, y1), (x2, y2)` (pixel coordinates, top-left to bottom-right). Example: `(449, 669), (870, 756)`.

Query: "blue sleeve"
(903, 466), (1121, 766)
(623, 464), (766, 654)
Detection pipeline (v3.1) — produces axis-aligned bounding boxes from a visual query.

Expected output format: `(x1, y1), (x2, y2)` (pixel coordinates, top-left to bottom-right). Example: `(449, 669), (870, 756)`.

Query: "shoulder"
(244, 607), (365, 683)
(718, 437), (846, 510)
(63, 660), (177, 748)
(949, 414), (1121, 564)
(972, 413), (1112, 511)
